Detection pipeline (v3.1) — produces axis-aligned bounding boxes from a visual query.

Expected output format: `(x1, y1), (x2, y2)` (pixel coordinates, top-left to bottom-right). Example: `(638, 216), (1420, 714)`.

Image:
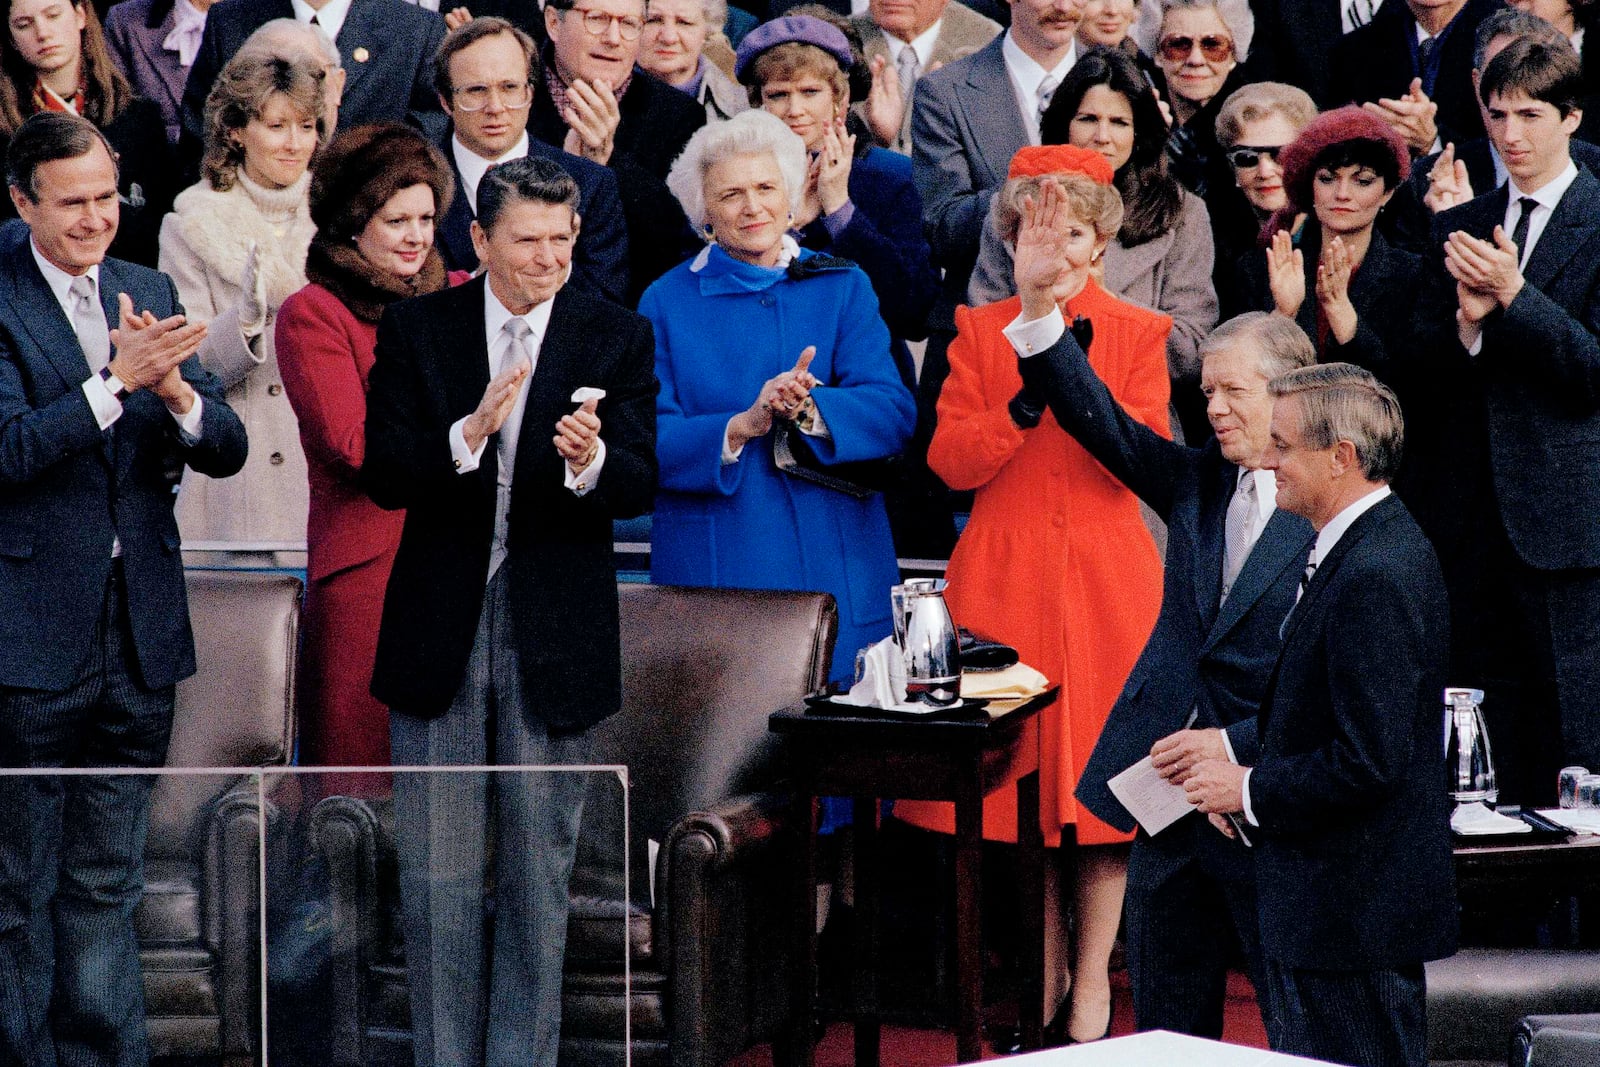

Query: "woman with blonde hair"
(160, 50), (323, 557)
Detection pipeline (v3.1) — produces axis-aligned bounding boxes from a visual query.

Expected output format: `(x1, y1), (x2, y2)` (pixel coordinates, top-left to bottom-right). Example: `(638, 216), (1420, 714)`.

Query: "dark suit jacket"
(1013, 329), (1315, 832)
(1411, 166), (1600, 572)
(181, 0), (447, 145)
(0, 234), (247, 691)
(530, 63), (702, 299)
(362, 276), (658, 727)
(1249, 0), (1342, 104)
(1250, 493), (1456, 970)
(1327, 0), (1497, 148)
(435, 129), (630, 306)
(104, 0), (185, 144)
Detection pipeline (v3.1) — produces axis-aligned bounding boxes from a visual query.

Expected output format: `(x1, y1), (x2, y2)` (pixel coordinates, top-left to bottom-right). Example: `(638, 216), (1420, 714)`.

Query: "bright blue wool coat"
(642, 243), (915, 685)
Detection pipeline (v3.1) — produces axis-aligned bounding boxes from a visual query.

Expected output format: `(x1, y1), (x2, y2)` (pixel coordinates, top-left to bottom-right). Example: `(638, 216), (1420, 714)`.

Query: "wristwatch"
(98, 365), (129, 402)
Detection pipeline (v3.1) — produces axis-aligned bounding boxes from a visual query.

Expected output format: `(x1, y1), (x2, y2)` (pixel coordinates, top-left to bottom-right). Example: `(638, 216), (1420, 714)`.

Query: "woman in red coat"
(897, 145), (1169, 1043)
(276, 124), (466, 788)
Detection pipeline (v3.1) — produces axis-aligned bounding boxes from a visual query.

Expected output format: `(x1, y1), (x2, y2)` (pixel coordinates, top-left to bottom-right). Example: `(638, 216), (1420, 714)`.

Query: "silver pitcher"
(891, 580), (962, 706)
(1443, 687), (1497, 807)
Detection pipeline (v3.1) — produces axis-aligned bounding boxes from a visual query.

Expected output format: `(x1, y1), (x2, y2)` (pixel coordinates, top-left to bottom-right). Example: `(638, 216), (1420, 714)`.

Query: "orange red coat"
(895, 281), (1170, 847)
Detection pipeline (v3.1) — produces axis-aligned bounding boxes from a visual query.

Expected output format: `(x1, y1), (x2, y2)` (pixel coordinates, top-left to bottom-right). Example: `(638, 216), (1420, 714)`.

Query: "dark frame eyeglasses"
(1157, 33), (1234, 63)
(1226, 144), (1284, 169)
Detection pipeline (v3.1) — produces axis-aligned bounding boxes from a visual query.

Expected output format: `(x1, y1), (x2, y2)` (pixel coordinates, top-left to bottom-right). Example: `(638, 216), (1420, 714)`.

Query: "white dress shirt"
(1463, 158), (1579, 355)
(452, 131), (530, 220)
(1240, 484), (1392, 825)
(1002, 31), (1076, 146)
(881, 19), (942, 73)
(290, 0), (353, 41)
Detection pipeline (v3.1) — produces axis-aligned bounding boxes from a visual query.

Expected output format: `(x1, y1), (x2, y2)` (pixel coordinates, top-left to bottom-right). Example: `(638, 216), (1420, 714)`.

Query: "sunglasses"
(1157, 33), (1234, 63)
(1226, 144), (1284, 169)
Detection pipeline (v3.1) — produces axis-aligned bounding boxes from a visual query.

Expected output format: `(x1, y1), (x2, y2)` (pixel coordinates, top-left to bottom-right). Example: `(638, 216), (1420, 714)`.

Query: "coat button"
(1051, 514), (1066, 528)
(760, 294), (776, 308)
(268, 383), (283, 396)
(269, 452), (284, 465)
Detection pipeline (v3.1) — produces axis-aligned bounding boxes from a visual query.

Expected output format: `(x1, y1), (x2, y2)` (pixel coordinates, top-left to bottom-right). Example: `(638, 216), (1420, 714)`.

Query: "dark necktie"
(1299, 554), (1317, 598)
(1416, 36), (1435, 78)
(1511, 196), (1539, 264)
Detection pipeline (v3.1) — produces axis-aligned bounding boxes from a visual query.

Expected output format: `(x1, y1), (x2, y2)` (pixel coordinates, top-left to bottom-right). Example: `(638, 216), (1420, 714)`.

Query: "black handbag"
(772, 416), (901, 498)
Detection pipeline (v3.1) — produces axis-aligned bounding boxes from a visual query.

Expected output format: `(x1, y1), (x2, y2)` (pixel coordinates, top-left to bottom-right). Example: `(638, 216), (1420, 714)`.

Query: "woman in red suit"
(276, 124), (466, 785)
(897, 145), (1169, 1043)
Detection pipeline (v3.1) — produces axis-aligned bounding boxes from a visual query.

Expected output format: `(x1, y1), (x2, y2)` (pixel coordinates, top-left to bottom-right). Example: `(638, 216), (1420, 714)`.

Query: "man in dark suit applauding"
(1186, 363), (1456, 1067)
(362, 155), (657, 1067)
(0, 112), (247, 1067)
(1011, 308), (1315, 1040)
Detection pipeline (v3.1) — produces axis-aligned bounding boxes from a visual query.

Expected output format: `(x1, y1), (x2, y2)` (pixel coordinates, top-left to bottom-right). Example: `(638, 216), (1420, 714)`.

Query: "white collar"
(452, 130), (530, 217)
(1573, 26), (1586, 54)
(1508, 157), (1579, 211)
(881, 19), (942, 70)
(483, 274), (557, 349)
(1312, 484), (1391, 565)
(1238, 466), (1278, 526)
(290, 0), (353, 41)
(30, 237), (100, 313)
(1001, 30), (1076, 98)
(689, 233), (800, 272)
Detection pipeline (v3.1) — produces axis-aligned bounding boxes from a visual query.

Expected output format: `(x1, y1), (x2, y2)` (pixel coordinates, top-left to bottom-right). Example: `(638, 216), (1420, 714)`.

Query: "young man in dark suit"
(0, 112), (247, 1067)
(1186, 363), (1456, 1067)
(1011, 309), (1316, 1040)
(531, 0), (703, 295)
(1410, 34), (1600, 805)
(362, 155), (657, 1067)
(432, 16), (629, 303)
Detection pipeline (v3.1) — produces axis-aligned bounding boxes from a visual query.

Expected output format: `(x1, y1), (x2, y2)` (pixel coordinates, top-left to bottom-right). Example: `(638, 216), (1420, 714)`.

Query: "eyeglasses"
(451, 79), (534, 111)
(1226, 144), (1284, 169)
(568, 7), (645, 40)
(1157, 33), (1234, 63)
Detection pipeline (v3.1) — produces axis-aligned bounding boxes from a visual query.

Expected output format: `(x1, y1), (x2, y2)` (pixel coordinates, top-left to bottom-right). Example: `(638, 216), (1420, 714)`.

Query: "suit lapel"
(130, 14), (182, 117)
(511, 287), (586, 486)
(1277, 494), (1400, 651)
(5, 238), (95, 395)
(1522, 167), (1600, 291)
(1192, 457), (1232, 630)
(334, 0), (378, 100)
(1200, 506), (1311, 657)
(1346, 229), (1393, 312)
(957, 39), (1027, 188)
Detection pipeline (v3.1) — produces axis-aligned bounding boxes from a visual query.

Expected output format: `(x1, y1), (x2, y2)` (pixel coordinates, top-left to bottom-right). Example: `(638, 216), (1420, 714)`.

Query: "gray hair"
(1201, 312), (1314, 380)
(1268, 362), (1404, 482)
(1136, 0), (1255, 63)
(242, 17), (342, 69)
(666, 109), (807, 230)
(702, 0), (728, 32)
(1473, 8), (1563, 70)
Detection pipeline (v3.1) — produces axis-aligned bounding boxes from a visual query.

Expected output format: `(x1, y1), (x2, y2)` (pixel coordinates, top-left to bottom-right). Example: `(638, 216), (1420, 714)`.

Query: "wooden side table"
(770, 688), (1059, 1066)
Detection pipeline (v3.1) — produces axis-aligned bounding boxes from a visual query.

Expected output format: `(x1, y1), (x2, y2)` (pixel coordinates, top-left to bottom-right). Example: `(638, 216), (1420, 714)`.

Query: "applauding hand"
(727, 347), (819, 452)
(1266, 229), (1306, 320)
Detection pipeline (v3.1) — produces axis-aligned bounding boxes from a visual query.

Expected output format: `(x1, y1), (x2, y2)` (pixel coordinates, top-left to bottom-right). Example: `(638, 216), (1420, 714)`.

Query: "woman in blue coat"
(643, 109), (916, 685)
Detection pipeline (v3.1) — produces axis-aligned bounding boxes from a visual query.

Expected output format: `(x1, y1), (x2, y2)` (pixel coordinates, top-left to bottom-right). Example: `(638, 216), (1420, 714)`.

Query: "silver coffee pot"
(891, 580), (962, 706)
(1443, 687), (1497, 807)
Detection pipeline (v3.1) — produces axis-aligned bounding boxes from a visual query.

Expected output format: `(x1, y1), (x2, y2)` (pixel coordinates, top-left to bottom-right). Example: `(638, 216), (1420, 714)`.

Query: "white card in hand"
(1108, 756), (1195, 836)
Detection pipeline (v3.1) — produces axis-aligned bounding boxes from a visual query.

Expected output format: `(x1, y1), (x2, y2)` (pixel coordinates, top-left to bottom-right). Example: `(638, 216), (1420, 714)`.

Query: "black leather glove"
(1070, 315), (1094, 353)
(1014, 314), (1095, 431)
(1008, 387), (1045, 429)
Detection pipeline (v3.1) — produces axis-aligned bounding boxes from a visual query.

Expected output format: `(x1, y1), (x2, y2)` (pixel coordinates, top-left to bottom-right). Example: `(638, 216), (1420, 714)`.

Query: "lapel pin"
(352, 46), (369, 63)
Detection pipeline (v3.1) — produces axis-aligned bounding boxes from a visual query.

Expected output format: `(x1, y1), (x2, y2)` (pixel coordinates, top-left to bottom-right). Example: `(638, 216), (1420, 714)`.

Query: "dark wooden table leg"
(786, 789), (819, 1067)
(853, 797), (882, 1067)
(1016, 770), (1045, 1051)
(954, 765), (984, 1063)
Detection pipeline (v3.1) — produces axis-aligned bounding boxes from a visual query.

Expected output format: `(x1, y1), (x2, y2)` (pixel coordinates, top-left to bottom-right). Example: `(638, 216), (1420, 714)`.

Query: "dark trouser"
(390, 567), (596, 1067)
(0, 564), (175, 1067)
(1263, 958), (1427, 1067)
(1124, 814), (1268, 1039)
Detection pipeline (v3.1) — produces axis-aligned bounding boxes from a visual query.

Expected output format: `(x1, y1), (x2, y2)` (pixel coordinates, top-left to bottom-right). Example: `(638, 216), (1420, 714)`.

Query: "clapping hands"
(727, 346), (819, 452)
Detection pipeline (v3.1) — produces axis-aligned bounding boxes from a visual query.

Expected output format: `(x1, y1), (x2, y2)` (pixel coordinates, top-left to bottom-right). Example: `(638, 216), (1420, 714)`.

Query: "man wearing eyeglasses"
(531, 0), (705, 297)
(434, 17), (630, 304)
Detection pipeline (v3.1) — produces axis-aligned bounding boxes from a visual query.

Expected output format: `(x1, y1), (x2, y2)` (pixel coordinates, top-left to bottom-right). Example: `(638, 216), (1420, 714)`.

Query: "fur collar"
(304, 239), (449, 324)
(170, 173), (314, 308)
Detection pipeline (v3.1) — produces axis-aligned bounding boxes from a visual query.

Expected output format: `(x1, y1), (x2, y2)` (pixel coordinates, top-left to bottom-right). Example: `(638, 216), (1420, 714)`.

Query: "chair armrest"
(1522, 1025), (1600, 1067)
(659, 791), (794, 1067)
(201, 778), (271, 1058)
(308, 794), (385, 1067)
(1513, 1015), (1600, 1067)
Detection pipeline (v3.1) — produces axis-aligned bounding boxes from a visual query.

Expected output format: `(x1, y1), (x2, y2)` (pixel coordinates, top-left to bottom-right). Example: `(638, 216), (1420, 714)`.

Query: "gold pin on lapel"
(353, 46), (370, 62)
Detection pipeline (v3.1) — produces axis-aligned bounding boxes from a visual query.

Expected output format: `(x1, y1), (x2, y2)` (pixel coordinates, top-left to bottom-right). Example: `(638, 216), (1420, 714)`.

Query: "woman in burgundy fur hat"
(276, 123), (468, 787)
(1233, 105), (1421, 372)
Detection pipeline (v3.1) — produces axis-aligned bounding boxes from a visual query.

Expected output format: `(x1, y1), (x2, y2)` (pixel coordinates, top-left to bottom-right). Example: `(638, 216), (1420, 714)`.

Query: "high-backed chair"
(139, 569), (301, 1063)
(1427, 948), (1600, 1067)
(311, 583), (837, 1067)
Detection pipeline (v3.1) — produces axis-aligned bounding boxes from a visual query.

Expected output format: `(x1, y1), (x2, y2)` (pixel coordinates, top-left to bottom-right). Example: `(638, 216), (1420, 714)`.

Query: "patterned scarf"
(31, 75), (85, 115)
(542, 59), (632, 124)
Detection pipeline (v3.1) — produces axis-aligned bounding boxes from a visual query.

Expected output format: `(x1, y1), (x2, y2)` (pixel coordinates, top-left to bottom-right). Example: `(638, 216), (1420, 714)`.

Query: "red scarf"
(31, 75), (85, 116)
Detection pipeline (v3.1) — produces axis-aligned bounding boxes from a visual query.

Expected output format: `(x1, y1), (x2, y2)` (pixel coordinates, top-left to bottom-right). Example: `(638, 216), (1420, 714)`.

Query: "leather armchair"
(139, 569), (301, 1063)
(310, 583), (837, 1067)
(1426, 949), (1600, 1067)
(1511, 1013), (1600, 1067)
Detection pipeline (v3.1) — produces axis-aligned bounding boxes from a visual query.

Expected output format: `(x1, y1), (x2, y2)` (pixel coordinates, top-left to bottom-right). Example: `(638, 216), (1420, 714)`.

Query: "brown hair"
(309, 122), (454, 242)
(432, 16), (540, 102)
(202, 52), (326, 191)
(0, 0), (134, 135)
(1269, 362), (1404, 481)
(994, 172), (1124, 246)
(743, 41), (848, 109)
(1213, 81), (1317, 149)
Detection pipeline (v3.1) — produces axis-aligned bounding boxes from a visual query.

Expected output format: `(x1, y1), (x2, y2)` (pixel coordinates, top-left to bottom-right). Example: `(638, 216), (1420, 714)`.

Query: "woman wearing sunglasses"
(1234, 106), (1419, 374)
(967, 47), (1218, 443)
(1138, 0), (1254, 198)
(1210, 81), (1318, 316)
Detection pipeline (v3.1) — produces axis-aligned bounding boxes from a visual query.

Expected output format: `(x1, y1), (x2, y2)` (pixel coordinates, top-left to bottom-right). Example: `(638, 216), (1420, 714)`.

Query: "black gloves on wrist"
(1009, 388), (1046, 429)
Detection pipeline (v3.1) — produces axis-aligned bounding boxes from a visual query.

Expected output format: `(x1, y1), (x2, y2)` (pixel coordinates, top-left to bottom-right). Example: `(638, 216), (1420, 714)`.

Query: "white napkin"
(1534, 808), (1600, 835)
(1450, 801), (1531, 835)
(571, 387), (607, 404)
(837, 636), (926, 713)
